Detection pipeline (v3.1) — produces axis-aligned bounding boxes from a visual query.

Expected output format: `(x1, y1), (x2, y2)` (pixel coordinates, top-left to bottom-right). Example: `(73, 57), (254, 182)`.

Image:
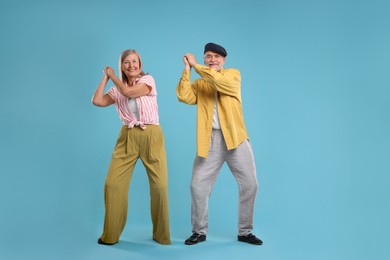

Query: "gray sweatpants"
(190, 129), (258, 236)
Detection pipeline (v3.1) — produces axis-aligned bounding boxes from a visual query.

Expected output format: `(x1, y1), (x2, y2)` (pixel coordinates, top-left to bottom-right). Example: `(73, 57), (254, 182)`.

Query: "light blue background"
(1, 0), (389, 259)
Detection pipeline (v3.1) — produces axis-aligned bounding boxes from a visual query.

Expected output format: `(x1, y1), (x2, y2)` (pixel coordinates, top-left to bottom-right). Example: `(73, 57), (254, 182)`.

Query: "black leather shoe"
(238, 233), (263, 245)
(97, 238), (118, 245)
(184, 233), (206, 245)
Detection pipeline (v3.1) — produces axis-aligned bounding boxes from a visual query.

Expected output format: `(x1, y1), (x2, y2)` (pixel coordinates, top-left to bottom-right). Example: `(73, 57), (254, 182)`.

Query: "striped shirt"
(108, 74), (159, 129)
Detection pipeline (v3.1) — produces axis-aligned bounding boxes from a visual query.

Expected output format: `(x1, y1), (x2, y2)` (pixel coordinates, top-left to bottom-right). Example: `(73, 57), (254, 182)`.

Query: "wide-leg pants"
(100, 125), (171, 244)
(191, 129), (258, 236)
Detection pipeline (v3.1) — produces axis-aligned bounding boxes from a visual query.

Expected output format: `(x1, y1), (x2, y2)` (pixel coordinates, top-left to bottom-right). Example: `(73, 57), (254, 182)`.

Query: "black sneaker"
(184, 233), (206, 245)
(238, 233), (263, 245)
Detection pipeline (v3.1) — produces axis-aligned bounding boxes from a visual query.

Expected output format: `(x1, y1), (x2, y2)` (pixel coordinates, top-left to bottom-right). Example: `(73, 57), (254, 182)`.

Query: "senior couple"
(92, 42), (262, 246)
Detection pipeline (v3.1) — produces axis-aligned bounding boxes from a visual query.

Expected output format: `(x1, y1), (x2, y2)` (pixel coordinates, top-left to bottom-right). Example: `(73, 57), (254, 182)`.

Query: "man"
(176, 42), (262, 245)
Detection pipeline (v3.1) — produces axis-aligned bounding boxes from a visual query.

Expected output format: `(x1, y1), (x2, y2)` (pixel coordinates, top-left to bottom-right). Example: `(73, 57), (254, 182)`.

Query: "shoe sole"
(98, 238), (118, 245)
(238, 239), (263, 245)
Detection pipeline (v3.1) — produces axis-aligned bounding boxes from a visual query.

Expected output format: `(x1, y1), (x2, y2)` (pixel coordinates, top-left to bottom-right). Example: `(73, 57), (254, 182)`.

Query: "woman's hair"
(119, 49), (146, 84)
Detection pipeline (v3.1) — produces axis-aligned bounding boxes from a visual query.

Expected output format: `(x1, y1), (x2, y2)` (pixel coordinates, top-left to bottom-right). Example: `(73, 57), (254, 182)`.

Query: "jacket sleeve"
(194, 64), (241, 99)
(176, 69), (198, 105)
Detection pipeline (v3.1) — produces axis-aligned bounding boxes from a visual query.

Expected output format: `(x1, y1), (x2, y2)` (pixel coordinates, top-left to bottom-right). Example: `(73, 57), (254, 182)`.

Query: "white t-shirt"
(212, 92), (221, 129)
(128, 98), (140, 121)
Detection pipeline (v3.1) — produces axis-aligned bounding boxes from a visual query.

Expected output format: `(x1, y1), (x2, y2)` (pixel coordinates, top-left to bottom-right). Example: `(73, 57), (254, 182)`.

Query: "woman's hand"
(104, 66), (115, 78)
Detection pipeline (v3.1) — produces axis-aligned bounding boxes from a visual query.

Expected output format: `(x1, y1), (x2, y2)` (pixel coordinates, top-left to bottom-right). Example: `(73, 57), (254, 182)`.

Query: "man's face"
(204, 51), (225, 71)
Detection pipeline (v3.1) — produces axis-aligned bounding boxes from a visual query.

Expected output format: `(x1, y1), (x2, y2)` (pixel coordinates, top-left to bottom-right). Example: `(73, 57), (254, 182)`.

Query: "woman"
(92, 49), (171, 245)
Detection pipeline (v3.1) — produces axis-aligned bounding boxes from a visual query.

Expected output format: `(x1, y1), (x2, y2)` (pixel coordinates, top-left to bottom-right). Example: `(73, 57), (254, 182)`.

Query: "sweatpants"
(191, 129), (258, 236)
(100, 125), (171, 244)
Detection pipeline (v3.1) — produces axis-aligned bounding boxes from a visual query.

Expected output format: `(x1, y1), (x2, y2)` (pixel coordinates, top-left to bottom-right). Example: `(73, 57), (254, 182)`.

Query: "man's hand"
(184, 53), (197, 67)
(183, 56), (191, 71)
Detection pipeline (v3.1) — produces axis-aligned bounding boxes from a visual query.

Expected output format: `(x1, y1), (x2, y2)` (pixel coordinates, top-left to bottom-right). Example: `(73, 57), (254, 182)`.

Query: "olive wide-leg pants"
(100, 125), (171, 245)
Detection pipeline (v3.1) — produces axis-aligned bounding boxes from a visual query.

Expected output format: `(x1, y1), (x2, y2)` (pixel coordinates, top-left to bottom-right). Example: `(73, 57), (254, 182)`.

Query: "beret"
(204, 42), (227, 57)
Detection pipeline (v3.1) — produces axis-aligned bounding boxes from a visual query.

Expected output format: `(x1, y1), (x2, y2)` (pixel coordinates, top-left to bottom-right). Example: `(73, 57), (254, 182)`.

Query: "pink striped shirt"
(107, 74), (159, 129)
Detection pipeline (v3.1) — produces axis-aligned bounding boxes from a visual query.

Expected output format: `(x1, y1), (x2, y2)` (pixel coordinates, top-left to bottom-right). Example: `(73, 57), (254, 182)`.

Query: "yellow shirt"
(176, 64), (249, 158)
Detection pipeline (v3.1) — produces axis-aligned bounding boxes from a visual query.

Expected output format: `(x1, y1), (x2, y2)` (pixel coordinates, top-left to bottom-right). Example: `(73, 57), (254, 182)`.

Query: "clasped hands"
(183, 53), (197, 70)
(103, 66), (115, 78)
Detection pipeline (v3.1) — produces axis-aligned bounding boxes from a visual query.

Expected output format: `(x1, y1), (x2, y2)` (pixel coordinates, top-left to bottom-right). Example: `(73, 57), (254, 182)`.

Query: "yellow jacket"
(176, 64), (249, 158)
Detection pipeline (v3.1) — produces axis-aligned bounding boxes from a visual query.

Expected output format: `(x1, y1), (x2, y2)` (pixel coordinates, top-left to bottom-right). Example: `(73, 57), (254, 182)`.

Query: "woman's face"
(122, 53), (141, 78)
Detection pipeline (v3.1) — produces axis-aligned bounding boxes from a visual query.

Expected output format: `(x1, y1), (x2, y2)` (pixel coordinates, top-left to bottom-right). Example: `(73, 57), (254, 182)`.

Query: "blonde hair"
(118, 49), (146, 84)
